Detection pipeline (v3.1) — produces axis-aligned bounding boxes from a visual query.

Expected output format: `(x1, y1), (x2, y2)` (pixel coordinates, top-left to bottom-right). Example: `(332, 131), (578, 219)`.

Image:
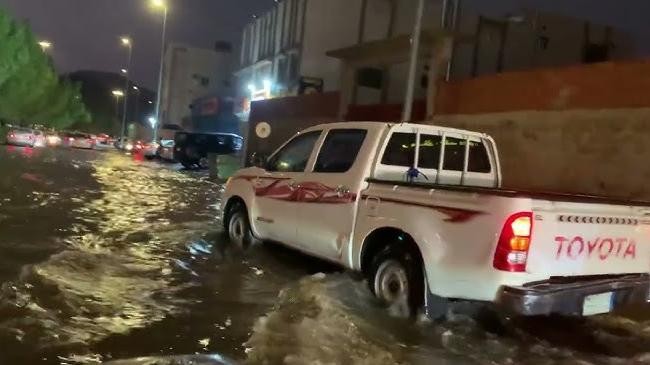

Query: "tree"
(0, 7), (90, 129)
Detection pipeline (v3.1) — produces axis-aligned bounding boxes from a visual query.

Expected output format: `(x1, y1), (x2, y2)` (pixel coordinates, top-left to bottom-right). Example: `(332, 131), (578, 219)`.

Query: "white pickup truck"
(222, 122), (650, 318)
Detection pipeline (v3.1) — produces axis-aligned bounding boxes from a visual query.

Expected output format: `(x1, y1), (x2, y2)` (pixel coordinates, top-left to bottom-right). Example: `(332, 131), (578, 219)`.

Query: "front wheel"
(368, 246), (424, 318)
(227, 205), (258, 251)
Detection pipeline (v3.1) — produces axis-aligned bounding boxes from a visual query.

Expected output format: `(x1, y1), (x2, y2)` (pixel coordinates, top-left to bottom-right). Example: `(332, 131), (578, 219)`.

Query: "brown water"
(0, 145), (648, 365)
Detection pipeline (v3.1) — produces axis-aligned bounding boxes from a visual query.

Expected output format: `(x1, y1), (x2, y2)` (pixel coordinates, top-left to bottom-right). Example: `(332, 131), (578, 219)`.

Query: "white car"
(222, 122), (650, 318)
(6, 127), (36, 147)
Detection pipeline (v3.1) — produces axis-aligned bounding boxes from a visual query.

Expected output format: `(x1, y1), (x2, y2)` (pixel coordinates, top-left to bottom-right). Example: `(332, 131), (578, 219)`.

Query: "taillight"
(493, 212), (533, 272)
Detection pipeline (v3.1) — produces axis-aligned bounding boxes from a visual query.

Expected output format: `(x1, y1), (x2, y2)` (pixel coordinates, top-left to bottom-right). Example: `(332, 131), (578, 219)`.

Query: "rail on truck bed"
(366, 179), (650, 208)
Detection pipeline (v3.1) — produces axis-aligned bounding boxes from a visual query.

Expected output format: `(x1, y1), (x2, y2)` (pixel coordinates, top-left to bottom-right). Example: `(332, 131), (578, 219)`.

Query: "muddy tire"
(368, 245), (424, 317)
(227, 205), (257, 251)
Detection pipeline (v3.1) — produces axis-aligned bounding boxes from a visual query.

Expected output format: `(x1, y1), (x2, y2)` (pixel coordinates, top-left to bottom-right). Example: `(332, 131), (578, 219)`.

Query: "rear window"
(314, 129), (367, 173)
(418, 135), (442, 169)
(443, 137), (465, 171)
(381, 133), (415, 167)
(468, 140), (491, 173)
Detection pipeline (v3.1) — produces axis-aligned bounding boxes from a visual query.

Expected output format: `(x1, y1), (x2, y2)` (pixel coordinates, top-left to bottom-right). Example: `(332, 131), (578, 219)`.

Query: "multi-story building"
(160, 42), (233, 128)
(236, 0), (633, 110)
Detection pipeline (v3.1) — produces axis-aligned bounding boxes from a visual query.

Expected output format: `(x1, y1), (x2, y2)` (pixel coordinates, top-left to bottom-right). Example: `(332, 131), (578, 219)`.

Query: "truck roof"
(304, 121), (491, 139)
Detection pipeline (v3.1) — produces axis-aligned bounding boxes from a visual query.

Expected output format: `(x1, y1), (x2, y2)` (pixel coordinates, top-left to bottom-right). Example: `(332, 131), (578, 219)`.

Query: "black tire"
(226, 204), (258, 251)
(367, 244), (424, 317)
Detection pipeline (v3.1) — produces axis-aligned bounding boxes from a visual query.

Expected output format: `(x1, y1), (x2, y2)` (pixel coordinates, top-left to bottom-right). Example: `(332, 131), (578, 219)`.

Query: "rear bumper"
(496, 274), (650, 316)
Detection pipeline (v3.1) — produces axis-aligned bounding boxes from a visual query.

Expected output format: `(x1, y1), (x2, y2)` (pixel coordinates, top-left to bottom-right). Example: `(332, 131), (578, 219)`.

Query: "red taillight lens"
(493, 212), (533, 272)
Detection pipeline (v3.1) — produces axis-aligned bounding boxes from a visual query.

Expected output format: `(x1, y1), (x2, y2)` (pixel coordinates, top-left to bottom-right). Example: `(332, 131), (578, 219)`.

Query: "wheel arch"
(222, 195), (247, 232)
(359, 227), (424, 277)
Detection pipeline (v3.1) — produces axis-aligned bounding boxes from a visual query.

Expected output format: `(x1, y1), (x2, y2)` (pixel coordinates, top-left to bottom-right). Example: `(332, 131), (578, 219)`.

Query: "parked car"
(158, 140), (175, 162)
(64, 132), (95, 149)
(94, 134), (115, 150)
(32, 130), (46, 147)
(6, 127), (35, 147)
(7, 127), (36, 147)
(174, 132), (243, 169)
(222, 122), (650, 319)
(45, 132), (63, 147)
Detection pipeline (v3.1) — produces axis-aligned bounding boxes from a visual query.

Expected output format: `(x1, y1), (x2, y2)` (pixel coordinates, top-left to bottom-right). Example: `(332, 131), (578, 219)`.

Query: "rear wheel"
(227, 205), (257, 251)
(368, 245), (424, 317)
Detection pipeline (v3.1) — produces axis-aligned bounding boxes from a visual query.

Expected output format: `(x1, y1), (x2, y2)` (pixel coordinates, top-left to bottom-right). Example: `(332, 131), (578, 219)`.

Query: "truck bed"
(366, 178), (650, 208)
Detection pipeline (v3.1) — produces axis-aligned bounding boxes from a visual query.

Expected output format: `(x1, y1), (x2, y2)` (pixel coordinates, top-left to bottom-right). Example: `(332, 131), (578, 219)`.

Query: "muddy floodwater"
(0, 145), (649, 365)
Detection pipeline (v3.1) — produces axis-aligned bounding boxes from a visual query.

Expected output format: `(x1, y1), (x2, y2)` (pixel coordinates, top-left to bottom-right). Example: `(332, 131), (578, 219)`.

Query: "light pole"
(152, 0), (168, 142)
(112, 90), (125, 130)
(132, 85), (141, 125)
(120, 36), (133, 144)
(402, 0), (425, 122)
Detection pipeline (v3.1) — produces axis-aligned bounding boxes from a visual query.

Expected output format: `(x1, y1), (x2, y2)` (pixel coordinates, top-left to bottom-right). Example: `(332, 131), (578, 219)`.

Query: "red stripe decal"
(233, 176), (356, 204)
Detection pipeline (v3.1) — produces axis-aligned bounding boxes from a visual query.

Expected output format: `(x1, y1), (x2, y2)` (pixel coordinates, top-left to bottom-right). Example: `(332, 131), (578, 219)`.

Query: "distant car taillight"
(493, 212), (533, 272)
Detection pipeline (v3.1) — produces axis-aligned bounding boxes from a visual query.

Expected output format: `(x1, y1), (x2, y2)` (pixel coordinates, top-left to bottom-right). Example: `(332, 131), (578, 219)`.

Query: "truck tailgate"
(526, 202), (650, 276)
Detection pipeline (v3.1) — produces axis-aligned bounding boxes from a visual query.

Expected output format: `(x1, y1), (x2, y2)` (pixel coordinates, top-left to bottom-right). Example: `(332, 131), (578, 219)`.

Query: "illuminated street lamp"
(148, 116), (157, 129)
(151, 0), (168, 142)
(132, 86), (139, 91)
(112, 90), (124, 97)
(120, 36), (133, 144)
(38, 41), (52, 50)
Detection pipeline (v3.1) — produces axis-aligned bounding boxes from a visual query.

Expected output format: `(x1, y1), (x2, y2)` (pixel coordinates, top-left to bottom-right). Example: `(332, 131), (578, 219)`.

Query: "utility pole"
(402, 0), (425, 122)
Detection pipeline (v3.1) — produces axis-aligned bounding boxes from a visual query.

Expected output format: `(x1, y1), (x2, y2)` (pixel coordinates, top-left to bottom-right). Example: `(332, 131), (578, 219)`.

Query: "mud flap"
(423, 269), (448, 320)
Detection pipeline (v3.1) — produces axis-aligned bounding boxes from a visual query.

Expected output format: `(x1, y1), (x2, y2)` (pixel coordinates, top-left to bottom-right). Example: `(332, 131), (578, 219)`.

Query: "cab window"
(266, 131), (320, 172)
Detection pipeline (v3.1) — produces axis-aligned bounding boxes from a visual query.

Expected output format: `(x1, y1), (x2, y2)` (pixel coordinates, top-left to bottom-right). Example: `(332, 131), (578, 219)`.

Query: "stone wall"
(433, 108), (650, 200)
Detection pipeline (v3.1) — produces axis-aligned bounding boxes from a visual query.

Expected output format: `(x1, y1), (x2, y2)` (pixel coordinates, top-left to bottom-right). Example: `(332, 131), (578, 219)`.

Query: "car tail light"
(493, 212), (533, 272)
(8, 133), (15, 138)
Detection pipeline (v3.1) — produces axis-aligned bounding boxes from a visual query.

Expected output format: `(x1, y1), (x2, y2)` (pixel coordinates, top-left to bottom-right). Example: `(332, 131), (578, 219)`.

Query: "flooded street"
(0, 145), (649, 365)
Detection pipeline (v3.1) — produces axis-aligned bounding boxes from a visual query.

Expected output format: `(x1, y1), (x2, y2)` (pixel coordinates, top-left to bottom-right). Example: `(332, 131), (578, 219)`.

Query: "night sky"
(2, 0), (649, 89)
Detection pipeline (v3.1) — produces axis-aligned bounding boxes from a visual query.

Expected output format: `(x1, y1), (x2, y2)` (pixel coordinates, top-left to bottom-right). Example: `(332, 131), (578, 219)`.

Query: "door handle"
(335, 185), (350, 197)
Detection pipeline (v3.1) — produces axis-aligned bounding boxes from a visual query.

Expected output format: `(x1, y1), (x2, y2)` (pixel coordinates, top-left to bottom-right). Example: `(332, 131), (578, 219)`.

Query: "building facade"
(160, 43), (233, 127)
(236, 0), (445, 102)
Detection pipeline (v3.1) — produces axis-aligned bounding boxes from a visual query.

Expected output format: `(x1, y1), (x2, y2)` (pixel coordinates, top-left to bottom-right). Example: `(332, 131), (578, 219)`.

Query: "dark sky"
(2, 0), (649, 89)
(1, 0), (272, 89)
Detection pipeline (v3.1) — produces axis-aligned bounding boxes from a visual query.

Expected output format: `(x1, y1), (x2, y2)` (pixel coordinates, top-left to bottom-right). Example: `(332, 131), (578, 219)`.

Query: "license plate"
(583, 292), (613, 316)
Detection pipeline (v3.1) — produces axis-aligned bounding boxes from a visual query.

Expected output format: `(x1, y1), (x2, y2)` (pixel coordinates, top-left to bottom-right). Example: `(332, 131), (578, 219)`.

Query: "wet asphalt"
(0, 145), (649, 365)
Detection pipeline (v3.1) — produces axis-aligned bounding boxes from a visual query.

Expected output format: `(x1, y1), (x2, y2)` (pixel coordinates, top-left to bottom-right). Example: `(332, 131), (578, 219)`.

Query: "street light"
(151, 0), (168, 142)
(132, 86), (139, 91)
(38, 41), (52, 50)
(120, 36), (133, 145)
(112, 90), (124, 97)
(148, 116), (157, 129)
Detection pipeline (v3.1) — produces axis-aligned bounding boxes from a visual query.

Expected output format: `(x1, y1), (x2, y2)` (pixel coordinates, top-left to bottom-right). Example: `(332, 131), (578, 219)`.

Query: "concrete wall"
(437, 59), (650, 115)
(433, 108), (650, 200)
(246, 92), (340, 160)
